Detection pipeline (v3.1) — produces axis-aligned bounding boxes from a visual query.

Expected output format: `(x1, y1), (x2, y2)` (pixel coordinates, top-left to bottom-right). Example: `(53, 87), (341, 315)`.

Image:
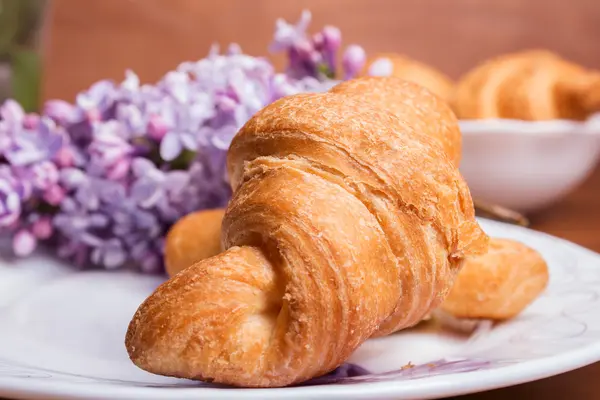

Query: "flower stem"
(10, 47), (40, 112)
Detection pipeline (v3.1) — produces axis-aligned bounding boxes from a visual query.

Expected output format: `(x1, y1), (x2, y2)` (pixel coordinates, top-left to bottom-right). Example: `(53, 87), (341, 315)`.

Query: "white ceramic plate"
(1, 218), (600, 400)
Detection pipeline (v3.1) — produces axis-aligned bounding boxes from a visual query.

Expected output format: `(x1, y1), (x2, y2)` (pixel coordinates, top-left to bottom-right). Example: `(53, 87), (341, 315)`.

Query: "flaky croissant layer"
(126, 77), (488, 387)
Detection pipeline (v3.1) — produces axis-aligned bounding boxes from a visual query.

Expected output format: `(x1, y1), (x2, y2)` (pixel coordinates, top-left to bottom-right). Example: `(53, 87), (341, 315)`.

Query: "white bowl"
(459, 115), (600, 213)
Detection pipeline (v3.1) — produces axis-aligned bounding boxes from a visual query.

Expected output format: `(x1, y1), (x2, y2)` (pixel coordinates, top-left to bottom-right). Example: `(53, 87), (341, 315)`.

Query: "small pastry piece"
(441, 238), (549, 320)
(453, 49), (600, 120)
(164, 209), (225, 277)
(365, 53), (454, 102)
(125, 77), (488, 387)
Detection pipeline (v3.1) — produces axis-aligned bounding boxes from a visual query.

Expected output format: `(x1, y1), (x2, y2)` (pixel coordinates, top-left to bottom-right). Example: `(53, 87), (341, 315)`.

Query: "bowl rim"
(458, 114), (600, 136)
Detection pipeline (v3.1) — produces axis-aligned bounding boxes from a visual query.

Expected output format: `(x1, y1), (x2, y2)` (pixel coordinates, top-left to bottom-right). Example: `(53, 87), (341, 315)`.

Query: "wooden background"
(42, 0), (600, 101)
(39, 1), (600, 399)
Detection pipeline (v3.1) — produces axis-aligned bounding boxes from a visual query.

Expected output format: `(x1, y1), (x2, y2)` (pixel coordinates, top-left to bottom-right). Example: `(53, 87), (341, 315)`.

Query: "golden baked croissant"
(125, 77), (488, 387)
(441, 238), (549, 320)
(453, 49), (600, 120)
(365, 53), (454, 102)
(164, 208), (225, 277)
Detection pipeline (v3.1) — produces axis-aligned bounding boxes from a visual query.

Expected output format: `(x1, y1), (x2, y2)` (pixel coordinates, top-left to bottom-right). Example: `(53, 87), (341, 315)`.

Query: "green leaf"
(317, 63), (335, 80)
(170, 149), (197, 170)
(0, 0), (20, 56)
(10, 47), (40, 112)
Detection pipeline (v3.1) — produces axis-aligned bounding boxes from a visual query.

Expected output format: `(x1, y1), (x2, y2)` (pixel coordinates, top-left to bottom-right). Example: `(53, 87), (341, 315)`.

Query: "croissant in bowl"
(125, 77), (488, 387)
(453, 49), (600, 120)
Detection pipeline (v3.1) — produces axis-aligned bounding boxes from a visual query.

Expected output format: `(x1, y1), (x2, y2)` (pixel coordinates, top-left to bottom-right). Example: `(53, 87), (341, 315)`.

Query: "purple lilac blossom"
(270, 10), (366, 80)
(13, 229), (36, 256)
(0, 168), (22, 227)
(0, 11), (361, 272)
(342, 45), (367, 80)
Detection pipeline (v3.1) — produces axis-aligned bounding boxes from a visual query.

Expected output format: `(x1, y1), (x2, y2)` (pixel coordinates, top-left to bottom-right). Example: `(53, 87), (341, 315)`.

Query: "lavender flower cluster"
(0, 11), (366, 272)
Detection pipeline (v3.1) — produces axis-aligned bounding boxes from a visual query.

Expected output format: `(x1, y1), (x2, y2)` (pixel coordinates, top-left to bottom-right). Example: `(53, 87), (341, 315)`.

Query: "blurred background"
(0, 1), (599, 398)
(1, 1), (599, 107)
(30, 0), (599, 246)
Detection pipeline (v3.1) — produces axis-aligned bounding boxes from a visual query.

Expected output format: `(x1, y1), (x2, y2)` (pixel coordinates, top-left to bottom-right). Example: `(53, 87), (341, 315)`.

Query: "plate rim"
(1, 343), (599, 400)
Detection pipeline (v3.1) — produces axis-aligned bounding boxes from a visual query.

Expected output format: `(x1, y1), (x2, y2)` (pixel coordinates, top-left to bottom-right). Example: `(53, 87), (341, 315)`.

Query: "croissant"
(164, 208), (224, 277)
(365, 53), (454, 102)
(453, 49), (600, 120)
(441, 238), (549, 320)
(125, 77), (488, 387)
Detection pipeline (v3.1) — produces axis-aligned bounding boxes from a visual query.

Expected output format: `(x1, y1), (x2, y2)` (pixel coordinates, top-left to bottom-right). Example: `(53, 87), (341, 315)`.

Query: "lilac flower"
(368, 57), (394, 76)
(30, 161), (59, 190)
(271, 11), (321, 78)
(0, 99), (25, 130)
(140, 253), (161, 273)
(42, 184), (66, 206)
(0, 163), (31, 198)
(160, 71), (192, 103)
(110, 200), (162, 241)
(90, 238), (127, 269)
(120, 70), (140, 98)
(130, 157), (190, 221)
(53, 199), (109, 249)
(44, 100), (82, 125)
(31, 216), (53, 239)
(54, 146), (76, 168)
(22, 114), (40, 130)
(155, 91), (216, 161)
(270, 10), (312, 52)
(75, 80), (117, 121)
(342, 45), (367, 80)
(130, 241), (162, 273)
(60, 168), (102, 210)
(159, 122), (200, 161)
(0, 100), (23, 155)
(0, 130), (12, 156)
(116, 103), (145, 136)
(178, 47), (273, 120)
(0, 11), (364, 272)
(56, 241), (89, 267)
(270, 10), (365, 81)
(0, 172), (22, 227)
(146, 114), (169, 141)
(88, 120), (134, 178)
(4, 118), (63, 166)
(316, 26), (342, 71)
(13, 229), (36, 256)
